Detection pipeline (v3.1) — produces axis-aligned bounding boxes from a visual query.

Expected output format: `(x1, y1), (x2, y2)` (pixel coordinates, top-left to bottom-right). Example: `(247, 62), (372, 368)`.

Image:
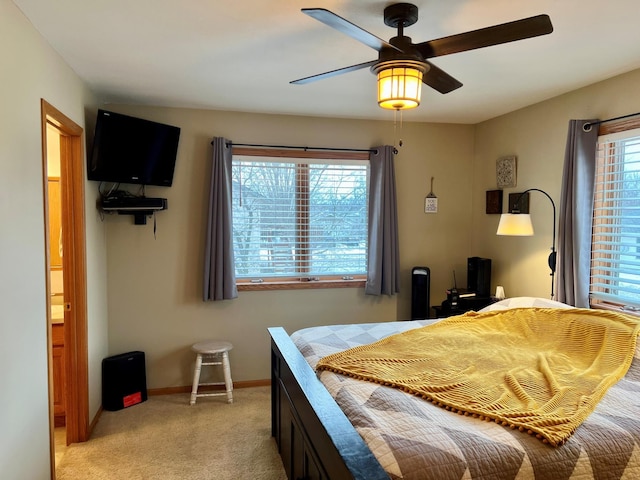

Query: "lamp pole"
(511, 188), (557, 299)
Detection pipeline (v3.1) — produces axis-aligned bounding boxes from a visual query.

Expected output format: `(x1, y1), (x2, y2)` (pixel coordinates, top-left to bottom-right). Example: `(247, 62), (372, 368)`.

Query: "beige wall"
(104, 69), (640, 389)
(473, 69), (640, 299)
(0, 1), (106, 478)
(101, 105), (475, 388)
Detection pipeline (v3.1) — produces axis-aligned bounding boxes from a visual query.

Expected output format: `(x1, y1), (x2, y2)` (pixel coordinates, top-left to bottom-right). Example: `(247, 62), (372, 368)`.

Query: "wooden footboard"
(269, 327), (388, 480)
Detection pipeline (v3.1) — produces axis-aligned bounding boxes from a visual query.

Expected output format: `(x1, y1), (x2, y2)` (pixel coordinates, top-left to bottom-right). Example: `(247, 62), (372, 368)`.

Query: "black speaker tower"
(467, 257), (491, 297)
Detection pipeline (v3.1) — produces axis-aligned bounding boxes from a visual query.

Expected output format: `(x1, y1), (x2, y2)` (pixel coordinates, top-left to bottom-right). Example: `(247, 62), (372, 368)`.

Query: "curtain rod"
(583, 111), (640, 131)
(220, 141), (378, 153)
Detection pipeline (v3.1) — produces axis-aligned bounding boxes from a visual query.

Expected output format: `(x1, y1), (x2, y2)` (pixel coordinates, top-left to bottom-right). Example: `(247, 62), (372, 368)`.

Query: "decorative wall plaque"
(496, 156), (517, 188)
(508, 192), (530, 213)
(485, 190), (503, 214)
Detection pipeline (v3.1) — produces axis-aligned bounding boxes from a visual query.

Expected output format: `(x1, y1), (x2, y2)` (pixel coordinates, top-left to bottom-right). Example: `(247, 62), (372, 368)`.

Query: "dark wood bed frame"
(269, 327), (389, 480)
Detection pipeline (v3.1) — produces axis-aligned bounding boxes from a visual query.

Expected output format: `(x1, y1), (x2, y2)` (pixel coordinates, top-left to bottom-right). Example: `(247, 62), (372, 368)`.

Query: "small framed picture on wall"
(485, 190), (503, 214)
(508, 192), (530, 213)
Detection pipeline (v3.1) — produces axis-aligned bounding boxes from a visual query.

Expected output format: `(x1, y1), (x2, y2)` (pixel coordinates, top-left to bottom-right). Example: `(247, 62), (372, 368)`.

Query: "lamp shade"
(374, 61), (427, 110)
(496, 213), (534, 236)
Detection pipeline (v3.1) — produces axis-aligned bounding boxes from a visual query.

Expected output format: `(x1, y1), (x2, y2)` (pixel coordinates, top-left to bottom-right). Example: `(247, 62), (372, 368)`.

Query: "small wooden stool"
(189, 340), (233, 405)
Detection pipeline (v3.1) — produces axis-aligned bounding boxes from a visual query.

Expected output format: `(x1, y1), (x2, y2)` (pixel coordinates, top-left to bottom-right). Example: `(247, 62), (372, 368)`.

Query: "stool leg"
(222, 351), (233, 404)
(190, 353), (203, 405)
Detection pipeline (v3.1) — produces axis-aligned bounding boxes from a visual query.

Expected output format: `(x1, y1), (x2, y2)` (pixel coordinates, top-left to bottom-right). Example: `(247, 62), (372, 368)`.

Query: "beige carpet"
(55, 387), (287, 480)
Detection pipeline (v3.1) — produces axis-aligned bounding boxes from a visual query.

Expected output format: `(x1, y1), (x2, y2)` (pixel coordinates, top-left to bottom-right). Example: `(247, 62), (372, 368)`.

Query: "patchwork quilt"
(291, 298), (640, 480)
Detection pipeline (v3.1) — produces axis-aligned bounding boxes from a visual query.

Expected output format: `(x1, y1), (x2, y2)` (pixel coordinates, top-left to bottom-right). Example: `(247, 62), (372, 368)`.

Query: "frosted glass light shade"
(496, 213), (534, 236)
(375, 62), (426, 110)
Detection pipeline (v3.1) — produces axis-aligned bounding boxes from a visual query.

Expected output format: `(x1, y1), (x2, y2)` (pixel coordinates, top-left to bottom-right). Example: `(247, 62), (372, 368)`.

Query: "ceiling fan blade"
(416, 14), (553, 58)
(422, 62), (463, 94)
(302, 8), (402, 53)
(290, 60), (378, 85)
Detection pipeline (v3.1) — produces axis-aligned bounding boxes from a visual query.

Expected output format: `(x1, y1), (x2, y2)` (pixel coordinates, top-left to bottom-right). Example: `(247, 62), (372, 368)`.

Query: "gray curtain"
(556, 120), (598, 307)
(203, 137), (238, 301)
(365, 145), (400, 296)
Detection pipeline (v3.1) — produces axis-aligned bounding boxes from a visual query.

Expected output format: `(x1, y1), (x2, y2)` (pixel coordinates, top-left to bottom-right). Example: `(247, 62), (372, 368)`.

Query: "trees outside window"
(232, 151), (369, 286)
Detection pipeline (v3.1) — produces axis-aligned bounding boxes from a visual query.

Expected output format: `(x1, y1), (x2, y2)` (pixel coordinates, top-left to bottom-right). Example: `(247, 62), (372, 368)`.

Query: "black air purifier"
(102, 351), (147, 411)
(411, 266), (431, 319)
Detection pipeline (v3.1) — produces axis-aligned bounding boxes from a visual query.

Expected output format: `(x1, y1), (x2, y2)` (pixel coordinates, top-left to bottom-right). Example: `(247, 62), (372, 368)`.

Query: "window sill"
(591, 302), (640, 318)
(237, 279), (365, 292)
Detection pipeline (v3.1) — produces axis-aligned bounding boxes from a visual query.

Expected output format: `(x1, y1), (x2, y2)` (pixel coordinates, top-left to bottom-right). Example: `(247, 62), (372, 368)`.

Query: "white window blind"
(232, 156), (369, 280)
(590, 128), (640, 308)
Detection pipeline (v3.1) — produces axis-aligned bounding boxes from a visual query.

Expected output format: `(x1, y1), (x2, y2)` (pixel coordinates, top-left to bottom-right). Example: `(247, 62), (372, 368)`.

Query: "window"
(590, 125), (640, 310)
(231, 148), (369, 289)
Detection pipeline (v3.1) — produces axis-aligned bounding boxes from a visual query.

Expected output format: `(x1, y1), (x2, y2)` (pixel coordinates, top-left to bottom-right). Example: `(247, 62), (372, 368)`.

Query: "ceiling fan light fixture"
(373, 60), (427, 110)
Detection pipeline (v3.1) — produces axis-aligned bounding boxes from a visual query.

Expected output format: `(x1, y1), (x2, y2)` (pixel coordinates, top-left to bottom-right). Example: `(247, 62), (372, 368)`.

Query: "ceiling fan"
(291, 3), (553, 109)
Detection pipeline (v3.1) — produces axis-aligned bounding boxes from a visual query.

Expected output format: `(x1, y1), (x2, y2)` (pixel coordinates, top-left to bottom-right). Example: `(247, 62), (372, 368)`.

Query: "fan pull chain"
(393, 109), (397, 147)
(393, 109), (404, 148)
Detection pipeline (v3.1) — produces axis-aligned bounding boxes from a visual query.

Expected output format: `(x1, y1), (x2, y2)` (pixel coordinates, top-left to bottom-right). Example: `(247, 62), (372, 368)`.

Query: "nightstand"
(432, 296), (497, 318)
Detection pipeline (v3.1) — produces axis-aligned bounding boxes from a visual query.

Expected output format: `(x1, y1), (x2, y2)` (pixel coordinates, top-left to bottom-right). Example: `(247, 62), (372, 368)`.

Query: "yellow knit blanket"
(316, 307), (640, 446)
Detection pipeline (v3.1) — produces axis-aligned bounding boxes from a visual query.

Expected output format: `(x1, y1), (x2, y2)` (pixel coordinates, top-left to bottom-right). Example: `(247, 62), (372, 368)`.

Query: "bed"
(269, 297), (640, 479)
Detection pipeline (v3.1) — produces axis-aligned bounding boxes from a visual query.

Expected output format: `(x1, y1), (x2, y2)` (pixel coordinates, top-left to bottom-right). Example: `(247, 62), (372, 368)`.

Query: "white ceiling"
(13, 0), (640, 124)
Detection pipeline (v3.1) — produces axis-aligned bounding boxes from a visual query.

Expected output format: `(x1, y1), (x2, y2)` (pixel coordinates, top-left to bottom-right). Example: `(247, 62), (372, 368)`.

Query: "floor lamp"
(496, 188), (557, 299)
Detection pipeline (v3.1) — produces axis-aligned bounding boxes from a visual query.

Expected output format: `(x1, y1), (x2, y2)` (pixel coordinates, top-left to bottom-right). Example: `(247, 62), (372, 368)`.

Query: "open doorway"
(46, 122), (66, 466)
(41, 100), (89, 477)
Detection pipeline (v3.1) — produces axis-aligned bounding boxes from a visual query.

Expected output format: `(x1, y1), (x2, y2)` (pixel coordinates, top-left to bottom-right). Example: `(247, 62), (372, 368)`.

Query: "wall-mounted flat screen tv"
(88, 109), (180, 187)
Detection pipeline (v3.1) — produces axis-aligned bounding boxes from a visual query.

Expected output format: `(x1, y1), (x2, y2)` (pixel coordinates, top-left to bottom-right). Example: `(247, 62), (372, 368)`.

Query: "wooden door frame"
(41, 100), (89, 475)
